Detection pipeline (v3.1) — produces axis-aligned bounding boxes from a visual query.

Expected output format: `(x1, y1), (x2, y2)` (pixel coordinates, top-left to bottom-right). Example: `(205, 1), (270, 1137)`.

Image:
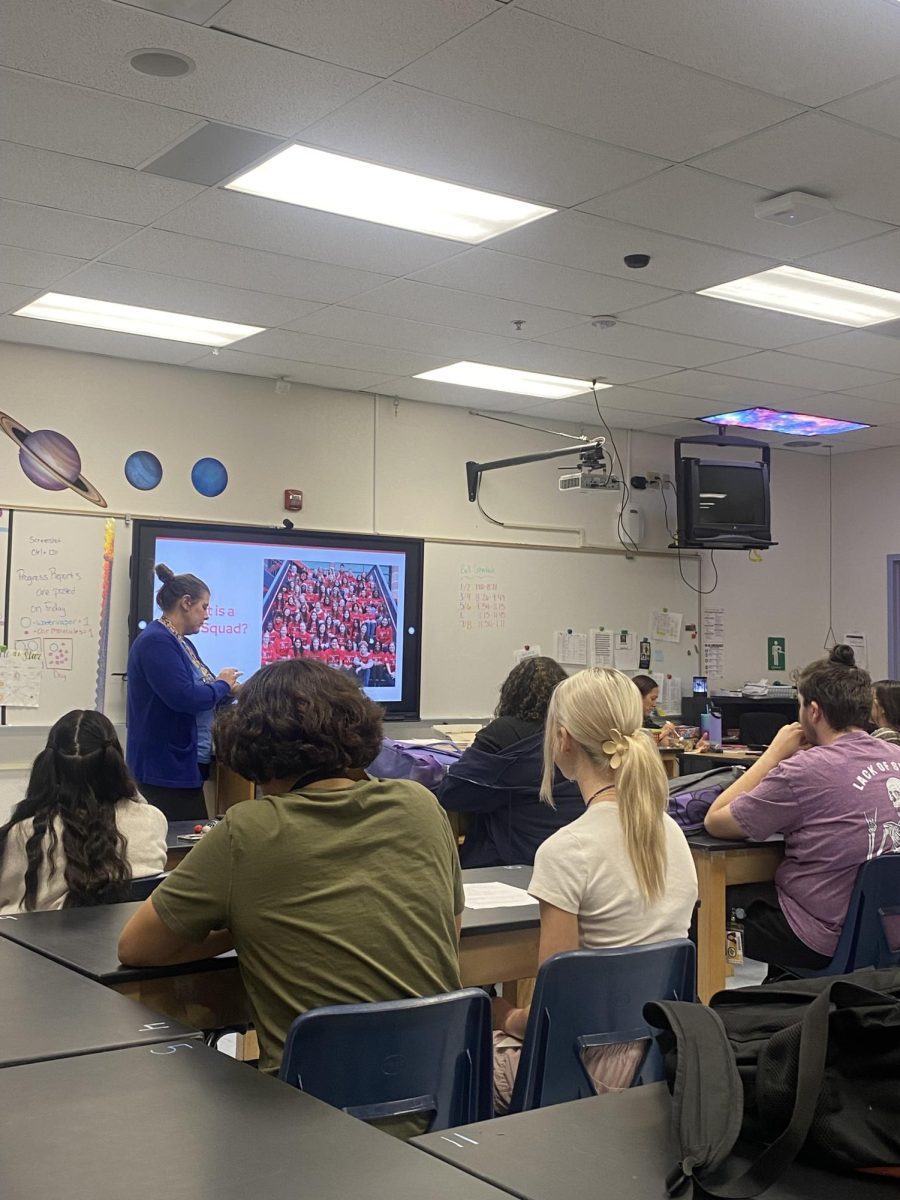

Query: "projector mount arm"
(466, 438), (606, 502)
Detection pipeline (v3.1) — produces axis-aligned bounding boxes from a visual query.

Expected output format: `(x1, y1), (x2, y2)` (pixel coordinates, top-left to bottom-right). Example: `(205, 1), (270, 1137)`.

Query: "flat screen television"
(676, 458), (772, 549)
(130, 521), (424, 717)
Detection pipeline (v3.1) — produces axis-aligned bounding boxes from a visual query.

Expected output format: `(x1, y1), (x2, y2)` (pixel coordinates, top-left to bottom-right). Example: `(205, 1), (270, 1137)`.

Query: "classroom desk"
(0, 904), (251, 1030)
(412, 1081), (894, 1200)
(682, 748), (760, 774)
(460, 866), (538, 1003)
(166, 819), (202, 869)
(688, 833), (783, 1002)
(0, 935), (199, 1067)
(0, 1043), (512, 1200)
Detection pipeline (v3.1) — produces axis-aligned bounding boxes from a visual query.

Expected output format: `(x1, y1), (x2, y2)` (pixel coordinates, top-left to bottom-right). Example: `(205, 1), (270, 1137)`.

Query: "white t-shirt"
(0, 796), (168, 915)
(529, 801), (698, 947)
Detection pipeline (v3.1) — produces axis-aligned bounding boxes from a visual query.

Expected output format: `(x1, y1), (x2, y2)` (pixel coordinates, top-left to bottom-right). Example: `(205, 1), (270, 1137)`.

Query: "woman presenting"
(126, 564), (240, 820)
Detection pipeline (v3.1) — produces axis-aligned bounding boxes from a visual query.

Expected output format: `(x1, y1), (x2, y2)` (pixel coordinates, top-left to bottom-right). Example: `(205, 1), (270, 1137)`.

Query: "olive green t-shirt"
(152, 778), (464, 1077)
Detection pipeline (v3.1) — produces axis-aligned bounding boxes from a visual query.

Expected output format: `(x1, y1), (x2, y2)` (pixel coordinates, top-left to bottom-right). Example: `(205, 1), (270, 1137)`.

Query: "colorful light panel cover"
(700, 407), (870, 436)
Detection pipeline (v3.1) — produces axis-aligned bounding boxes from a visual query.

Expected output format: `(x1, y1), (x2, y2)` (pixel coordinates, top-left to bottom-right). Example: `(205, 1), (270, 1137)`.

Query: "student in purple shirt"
(705, 644), (900, 974)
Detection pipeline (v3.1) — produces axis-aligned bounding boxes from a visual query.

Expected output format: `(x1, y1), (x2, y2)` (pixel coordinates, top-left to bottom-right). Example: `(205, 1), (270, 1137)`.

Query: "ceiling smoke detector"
(128, 49), (195, 77)
(754, 191), (833, 226)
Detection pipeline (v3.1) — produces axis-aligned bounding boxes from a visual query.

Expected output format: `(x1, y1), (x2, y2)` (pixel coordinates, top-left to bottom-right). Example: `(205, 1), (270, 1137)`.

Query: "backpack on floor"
(645, 968), (900, 1197)
(666, 767), (745, 835)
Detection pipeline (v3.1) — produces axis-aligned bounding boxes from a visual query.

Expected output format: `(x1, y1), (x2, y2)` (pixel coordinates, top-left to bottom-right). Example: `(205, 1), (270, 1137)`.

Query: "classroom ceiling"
(6, 0), (900, 452)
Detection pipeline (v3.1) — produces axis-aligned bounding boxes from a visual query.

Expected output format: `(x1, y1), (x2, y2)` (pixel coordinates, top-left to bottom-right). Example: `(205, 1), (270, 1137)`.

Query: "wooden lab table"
(460, 866), (538, 1006)
(688, 833), (783, 1001)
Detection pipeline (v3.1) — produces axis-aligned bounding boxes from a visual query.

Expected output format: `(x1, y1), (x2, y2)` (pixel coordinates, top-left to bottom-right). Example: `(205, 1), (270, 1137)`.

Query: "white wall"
(0, 341), (832, 715)
(832, 445), (900, 678)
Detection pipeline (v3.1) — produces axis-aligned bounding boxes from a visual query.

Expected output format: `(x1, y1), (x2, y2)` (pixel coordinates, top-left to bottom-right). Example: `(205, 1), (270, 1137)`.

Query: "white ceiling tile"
(102, 229), (391, 302)
(0, 68), (200, 167)
(0, 141), (205, 224)
(119, 1), (231, 21)
(513, 399), (675, 429)
(410, 249), (674, 316)
(841, 379), (900, 404)
(52, 263), (324, 327)
(349, 279), (603, 338)
(581, 166), (892, 260)
(0, 284), (44, 315)
(212, 0), (497, 77)
(0, 200), (139, 258)
(190, 349), (395, 392)
(393, 8), (800, 161)
(368, 375), (552, 411)
(693, 112), (900, 226)
(1, 0), (375, 137)
(823, 425), (900, 451)
(825, 77), (900, 143)
(582, 385), (725, 418)
(300, 82), (669, 209)
(156, 190), (465, 276)
(0, 246), (87, 289)
(708, 351), (897, 393)
(539, 321), (754, 369)
(474, 341), (678, 386)
(623, 294), (846, 349)
(0, 314), (208, 364)
(230, 329), (445, 376)
(638, 369), (821, 406)
(787, 391), (900, 426)
(783, 330), (900, 376)
(281, 306), (528, 361)
(518, 0), (900, 106)
(799, 231), (900, 293)
(490, 210), (774, 292)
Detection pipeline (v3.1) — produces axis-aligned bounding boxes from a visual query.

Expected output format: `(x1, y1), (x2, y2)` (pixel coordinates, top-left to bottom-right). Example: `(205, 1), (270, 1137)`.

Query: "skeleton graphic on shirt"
(871, 777), (900, 857)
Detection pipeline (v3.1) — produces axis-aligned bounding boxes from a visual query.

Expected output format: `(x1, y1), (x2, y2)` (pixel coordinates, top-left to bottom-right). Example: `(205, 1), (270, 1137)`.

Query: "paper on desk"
(464, 882), (538, 909)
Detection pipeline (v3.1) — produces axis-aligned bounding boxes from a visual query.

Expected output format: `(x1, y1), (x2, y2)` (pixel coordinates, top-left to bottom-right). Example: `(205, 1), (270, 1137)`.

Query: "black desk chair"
(738, 711), (790, 747)
(128, 873), (168, 901)
(792, 855), (900, 977)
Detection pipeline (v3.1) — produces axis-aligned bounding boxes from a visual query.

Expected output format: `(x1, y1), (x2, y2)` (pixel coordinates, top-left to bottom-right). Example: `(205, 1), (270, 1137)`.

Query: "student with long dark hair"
(0, 710), (167, 914)
(871, 678), (900, 745)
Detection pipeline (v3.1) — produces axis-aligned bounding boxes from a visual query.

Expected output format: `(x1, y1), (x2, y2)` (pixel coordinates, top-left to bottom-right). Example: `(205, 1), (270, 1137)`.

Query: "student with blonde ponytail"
(492, 668), (697, 1111)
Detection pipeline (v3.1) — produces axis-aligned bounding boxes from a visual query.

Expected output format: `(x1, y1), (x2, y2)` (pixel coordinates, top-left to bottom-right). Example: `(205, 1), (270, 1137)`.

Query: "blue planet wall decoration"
(191, 456), (228, 497)
(0, 410), (107, 508)
(124, 450), (163, 491)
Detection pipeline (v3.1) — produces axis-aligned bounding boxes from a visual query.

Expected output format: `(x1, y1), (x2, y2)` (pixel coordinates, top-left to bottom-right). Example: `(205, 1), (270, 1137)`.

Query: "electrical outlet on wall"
(643, 471), (671, 487)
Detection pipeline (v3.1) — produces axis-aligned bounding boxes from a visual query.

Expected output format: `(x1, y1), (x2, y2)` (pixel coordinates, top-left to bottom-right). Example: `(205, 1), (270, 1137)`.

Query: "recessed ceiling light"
(699, 266), (900, 326)
(13, 293), (263, 347)
(414, 362), (603, 399)
(128, 49), (194, 77)
(753, 191), (833, 225)
(225, 145), (555, 243)
(700, 406), (869, 436)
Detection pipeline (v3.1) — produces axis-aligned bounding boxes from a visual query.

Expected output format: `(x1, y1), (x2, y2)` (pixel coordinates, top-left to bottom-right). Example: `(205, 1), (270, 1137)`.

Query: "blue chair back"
(128, 873), (168, 901)
(509, 939), (696, 1114)
(793, 855), (900, 977)
(278, 988), (493, 1131)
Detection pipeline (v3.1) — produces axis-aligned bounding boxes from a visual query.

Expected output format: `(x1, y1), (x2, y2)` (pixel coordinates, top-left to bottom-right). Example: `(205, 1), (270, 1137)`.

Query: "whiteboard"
(0, 508), (8, 633)
(3, 511), (123, 726)
(420, 541), (703, 719)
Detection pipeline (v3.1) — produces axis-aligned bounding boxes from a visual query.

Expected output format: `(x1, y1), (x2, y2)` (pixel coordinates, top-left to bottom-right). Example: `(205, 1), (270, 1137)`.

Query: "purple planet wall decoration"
(0, 410), (107, 508)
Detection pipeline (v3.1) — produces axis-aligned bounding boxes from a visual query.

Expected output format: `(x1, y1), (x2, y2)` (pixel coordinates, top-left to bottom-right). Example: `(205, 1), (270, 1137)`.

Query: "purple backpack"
(367, 738), (461, 793)
(667, 767), (745, 835)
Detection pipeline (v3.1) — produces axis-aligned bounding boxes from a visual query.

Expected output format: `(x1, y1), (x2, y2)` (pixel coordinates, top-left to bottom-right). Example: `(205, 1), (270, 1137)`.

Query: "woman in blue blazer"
(126, 564), (240, 820)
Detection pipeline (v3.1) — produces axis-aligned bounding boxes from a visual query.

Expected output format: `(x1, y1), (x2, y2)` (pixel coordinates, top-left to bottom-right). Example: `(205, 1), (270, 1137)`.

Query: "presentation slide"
(139, 535), (407, 702)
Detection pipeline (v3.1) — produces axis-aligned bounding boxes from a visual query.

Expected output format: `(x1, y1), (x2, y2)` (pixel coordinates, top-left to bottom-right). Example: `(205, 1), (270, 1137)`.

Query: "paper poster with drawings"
(0, 652), (42, 708)
(613, 629), (638, 671)
(650, 609), (682, 643)
(589, 629), (614, 668)
(555, 630), (587, 665)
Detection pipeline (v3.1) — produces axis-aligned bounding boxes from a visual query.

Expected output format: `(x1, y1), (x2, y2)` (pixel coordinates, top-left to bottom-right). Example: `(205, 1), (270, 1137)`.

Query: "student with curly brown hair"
(0, 710), (167, 914)
(438, 656), (583, 866)
(118, 659), (463, 1120)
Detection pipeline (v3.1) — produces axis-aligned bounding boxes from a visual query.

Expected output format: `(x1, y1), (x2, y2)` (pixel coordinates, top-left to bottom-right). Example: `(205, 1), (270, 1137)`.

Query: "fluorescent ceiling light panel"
(13, 292), (263, 346)
(700, 406), (869, 436)
(699, 266), (900, 327)
(226, 145), (555, 243)
(414, 361), (602, 399)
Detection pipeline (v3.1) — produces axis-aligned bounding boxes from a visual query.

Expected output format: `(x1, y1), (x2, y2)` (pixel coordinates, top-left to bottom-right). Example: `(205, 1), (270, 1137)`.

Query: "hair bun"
(829, 643), (856, 668)
(154, 563), (175, 583)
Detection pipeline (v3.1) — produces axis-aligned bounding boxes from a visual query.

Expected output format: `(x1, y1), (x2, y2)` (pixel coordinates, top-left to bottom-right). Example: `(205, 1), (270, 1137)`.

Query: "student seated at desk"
(491, 668), (698, 1112)
(438, 657), (583, 867)
(871, 678), (900, 745)
(118, 660), (463, 1116)
(705, 645), (898, 975)
(632, 675), (678, 747)
(0, 711), (167, 914)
